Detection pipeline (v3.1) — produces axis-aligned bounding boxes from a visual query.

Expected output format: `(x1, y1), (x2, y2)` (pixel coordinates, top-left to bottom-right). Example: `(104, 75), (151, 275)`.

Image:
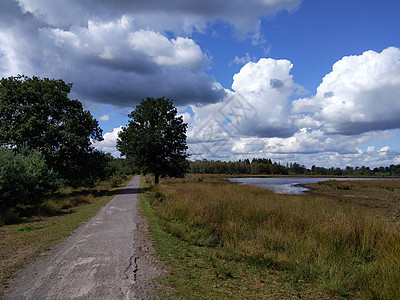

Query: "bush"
(110, 175), (123, 187)
(0, 147), (59, 212)
(38, 201), (62, 216)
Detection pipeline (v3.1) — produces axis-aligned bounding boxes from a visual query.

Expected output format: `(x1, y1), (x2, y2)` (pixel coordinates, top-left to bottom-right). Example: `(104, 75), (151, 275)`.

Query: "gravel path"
(5, 176), (165, 300)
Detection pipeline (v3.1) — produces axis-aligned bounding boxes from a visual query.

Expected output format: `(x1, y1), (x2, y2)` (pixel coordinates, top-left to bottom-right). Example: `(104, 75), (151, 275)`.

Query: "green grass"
(140, 174), (400, 299)
(0, 176), (133, 297)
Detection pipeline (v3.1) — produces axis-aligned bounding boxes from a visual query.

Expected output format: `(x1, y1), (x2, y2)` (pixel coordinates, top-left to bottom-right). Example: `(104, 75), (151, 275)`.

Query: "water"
(227, 177), (399, 195)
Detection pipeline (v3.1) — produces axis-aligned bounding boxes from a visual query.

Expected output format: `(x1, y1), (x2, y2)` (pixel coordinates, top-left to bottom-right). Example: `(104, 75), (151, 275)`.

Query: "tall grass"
(149, 175), (400, 299)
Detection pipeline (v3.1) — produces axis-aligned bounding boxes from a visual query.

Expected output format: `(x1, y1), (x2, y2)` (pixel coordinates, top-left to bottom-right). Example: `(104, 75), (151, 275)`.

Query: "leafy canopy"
(117, 97), (188, 183)
(0, 75), (103, 184)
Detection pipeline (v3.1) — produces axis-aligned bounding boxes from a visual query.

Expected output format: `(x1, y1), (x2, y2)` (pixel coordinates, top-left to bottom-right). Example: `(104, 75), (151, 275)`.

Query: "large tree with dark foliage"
(117, 97), (188, 184)
(0, 75), (103, 185)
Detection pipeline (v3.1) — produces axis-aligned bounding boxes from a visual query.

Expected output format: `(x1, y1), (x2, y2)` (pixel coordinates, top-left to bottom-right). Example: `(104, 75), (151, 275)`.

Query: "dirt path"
(5, 176), (165, 299)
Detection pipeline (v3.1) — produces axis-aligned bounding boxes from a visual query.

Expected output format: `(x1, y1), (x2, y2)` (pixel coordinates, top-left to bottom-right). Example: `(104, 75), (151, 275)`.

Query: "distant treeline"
(189, 159), (400, 177)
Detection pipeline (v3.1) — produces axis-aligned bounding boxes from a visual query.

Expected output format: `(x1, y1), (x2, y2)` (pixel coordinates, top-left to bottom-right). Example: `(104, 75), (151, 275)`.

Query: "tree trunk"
(154, 173), (159, 185)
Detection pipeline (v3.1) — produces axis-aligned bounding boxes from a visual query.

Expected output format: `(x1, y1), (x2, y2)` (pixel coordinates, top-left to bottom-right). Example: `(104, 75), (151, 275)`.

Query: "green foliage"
(17, 224), (46, 232)
(110, 175), (124, 187)
(0, 147), (59, 212)
(107, 158), (136, 176)
(189, 158), (288, 175)
(0, 75), (103, 185)
(117, 97), (188, 183)
(67, 151), (115, 188)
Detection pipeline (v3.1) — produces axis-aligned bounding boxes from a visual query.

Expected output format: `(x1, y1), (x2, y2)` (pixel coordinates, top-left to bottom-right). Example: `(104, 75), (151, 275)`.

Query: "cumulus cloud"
(37, 19), (225, 106)
(230, 58), (301, 137)
(185, 57), (302, 158)
(93, 126), (123, 156)
(185, 49), (400, 167)
(292, 47), (400, 135)
(185, 57), (302, 159)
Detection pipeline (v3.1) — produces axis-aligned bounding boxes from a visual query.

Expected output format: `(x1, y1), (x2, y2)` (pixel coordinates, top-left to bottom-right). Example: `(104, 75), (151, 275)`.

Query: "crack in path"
(124, 255), (138, 282)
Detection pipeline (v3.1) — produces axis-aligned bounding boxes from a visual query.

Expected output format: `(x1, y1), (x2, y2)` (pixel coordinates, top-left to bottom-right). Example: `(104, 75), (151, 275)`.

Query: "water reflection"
(227, 177), (398, 195)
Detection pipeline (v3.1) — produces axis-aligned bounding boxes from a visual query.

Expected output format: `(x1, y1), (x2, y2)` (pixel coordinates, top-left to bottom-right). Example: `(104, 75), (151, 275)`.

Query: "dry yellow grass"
(147, 174), (400, 299)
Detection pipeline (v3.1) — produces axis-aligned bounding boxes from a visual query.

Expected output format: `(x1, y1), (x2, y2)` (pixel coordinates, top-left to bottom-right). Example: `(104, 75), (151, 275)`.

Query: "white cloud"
(292, 47), (400, 135)
(0, 0), (300, 107)
(2, 1), (399, 168)
(93, 126), (123, 157)
(128, 30), (208, 70)
(230, 58), (300, 137)
(378, 146), (390, 153)
(229, 53), (251, 66)
(99, 115), (110, 121)
(366, 146), (375, 153)
(186, 50), (400, 168)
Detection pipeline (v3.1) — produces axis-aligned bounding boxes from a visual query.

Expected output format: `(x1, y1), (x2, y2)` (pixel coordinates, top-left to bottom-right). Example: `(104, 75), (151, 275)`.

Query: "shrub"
(38, 201), (62, 216)
(0, 147), (59, 212)
(59, 200), (73, 209)
(110, 175), (123, 187)
(70, 196), (90, 206)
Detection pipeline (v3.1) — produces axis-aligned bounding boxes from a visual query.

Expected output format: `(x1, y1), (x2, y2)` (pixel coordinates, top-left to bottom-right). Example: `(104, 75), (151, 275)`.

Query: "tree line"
(189, 159), (400, 177)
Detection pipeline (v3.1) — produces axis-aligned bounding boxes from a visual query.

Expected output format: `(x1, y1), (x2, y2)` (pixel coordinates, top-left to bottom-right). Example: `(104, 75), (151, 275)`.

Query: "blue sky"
(199, 0), (400, 92)
(1, 0), (399, 168)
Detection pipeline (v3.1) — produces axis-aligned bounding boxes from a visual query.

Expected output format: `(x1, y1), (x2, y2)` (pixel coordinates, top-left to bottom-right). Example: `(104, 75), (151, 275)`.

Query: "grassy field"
(303, 180), (400, 222)
(141, 174), (400, 299)
(0, 176), (133, 297)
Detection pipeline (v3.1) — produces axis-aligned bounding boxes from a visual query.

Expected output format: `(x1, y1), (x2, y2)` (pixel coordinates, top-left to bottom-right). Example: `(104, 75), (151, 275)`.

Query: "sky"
(0, 0), (399, 168)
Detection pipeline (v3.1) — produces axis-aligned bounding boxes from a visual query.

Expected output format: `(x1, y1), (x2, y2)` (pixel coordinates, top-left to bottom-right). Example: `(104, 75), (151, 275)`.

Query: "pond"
(227, 177), (399, 195)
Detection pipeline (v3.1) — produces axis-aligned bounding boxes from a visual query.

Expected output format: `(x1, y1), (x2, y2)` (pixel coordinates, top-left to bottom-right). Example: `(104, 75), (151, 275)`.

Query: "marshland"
(143, 174), (400, 299)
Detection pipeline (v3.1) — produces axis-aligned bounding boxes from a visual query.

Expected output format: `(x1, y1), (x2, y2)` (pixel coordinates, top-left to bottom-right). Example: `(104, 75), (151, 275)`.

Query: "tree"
(117, 97), (189, 184)
(0, 75), (103, 185)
